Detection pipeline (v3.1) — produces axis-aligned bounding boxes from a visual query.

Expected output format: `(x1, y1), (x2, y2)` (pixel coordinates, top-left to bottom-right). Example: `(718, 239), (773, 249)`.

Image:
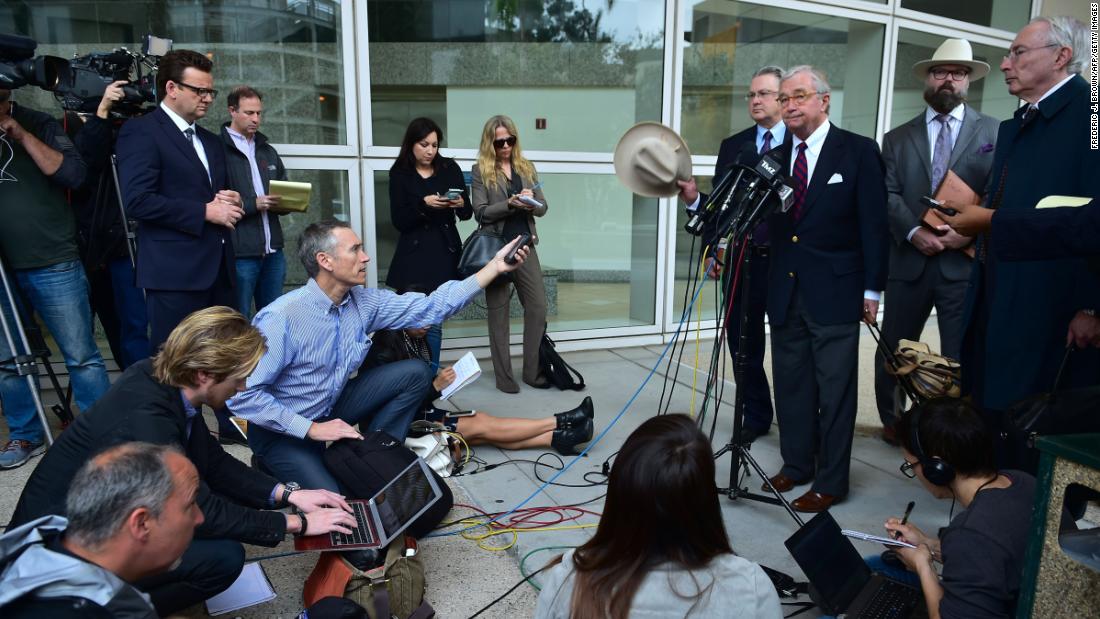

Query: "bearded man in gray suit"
(874, 39), (1000, 442)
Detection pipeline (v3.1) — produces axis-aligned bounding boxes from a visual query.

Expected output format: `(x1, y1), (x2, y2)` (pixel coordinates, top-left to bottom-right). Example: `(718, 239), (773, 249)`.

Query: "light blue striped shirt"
(227, 276), (482, 439)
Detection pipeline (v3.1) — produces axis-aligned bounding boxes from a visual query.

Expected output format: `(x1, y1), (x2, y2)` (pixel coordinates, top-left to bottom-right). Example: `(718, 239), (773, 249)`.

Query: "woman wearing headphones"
(888, 398), (1039, 619)
(471, 115), (549, 393)
(534, 414), (782, 618)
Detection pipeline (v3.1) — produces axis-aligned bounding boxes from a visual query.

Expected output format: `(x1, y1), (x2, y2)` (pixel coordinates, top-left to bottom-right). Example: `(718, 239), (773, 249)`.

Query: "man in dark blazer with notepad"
(873, 39), (1000, 444)
(762, 66), (889, 513)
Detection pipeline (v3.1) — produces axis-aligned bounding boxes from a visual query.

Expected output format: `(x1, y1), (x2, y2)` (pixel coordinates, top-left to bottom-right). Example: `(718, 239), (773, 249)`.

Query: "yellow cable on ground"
(455, 519), (599, 551)
(690, 247), (711, 417)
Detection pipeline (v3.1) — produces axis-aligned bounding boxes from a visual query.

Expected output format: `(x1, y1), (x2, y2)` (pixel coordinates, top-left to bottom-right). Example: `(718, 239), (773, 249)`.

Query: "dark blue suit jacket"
(993, 201), (1099, 260)
(961, 75), (1100, 410)
(767, 124), (889, 327)
(116, 107), (233, 291)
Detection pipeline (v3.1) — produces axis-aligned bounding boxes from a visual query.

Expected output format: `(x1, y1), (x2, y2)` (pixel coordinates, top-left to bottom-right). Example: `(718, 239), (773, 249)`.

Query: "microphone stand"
(711, 183), (804, 528)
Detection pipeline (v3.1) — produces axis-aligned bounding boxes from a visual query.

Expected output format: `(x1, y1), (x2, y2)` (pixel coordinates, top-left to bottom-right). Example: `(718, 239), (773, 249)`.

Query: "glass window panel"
(282, 169), (352, 291)
(682, 1), (885, 155)
(374, 169), (658, 337)
(890, 29), (1016, 130)
(366, 0), (665, 151)
(2, 1), (347, 145)
(900, 0), (1032, 32)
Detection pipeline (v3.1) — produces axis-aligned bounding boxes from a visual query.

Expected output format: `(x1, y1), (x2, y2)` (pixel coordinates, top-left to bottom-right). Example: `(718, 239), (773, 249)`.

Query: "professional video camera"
(0, 32), (172, 118)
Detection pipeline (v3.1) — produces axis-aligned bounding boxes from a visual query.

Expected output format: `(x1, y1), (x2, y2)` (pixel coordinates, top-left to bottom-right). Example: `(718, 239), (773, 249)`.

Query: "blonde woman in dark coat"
(471, 115), (549, 393)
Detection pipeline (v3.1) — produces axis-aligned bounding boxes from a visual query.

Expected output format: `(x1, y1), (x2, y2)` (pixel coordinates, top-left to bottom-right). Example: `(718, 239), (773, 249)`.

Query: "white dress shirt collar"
(1035, 73), (1076, 106)
(159, 101), (196, 133)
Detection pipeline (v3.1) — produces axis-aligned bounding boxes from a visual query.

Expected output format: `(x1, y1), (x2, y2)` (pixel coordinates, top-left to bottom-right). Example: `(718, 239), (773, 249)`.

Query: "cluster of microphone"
(684, 142), (794, 244)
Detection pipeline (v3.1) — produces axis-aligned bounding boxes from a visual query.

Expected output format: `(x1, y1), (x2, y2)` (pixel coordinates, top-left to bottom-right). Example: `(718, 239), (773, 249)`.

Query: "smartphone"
(445, 410), (477, 418)
(920, 195), (958, 216)
(445, 188), (463, 201)
(504, 232), (531, 265)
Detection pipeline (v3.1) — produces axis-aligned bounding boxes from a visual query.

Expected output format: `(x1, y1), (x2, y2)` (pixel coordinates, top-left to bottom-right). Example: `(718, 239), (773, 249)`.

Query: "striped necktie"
(791, 142), (809, 222)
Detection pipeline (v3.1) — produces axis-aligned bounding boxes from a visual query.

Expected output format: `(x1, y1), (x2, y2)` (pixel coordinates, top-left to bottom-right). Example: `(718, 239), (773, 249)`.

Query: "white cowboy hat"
(912, 38), (990, 81)
(614, 122), (693, 198)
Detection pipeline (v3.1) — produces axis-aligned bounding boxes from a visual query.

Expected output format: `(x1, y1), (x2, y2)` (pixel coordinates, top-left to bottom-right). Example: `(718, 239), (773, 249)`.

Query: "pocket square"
(827, 173), (844, 185)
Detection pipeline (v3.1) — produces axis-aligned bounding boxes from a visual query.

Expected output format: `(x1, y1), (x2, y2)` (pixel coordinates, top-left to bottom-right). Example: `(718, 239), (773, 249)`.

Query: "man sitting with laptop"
(9, 307), (357, 615)
(886, 398), (1038, 619)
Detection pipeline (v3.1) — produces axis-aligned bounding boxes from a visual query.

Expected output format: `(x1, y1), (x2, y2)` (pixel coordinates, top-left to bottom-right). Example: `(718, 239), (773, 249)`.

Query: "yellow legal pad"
(267, 180), (313, 213)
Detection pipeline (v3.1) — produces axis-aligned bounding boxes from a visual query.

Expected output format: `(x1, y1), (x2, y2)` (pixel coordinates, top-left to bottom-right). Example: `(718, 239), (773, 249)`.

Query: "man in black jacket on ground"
(9, 306), (355, 615)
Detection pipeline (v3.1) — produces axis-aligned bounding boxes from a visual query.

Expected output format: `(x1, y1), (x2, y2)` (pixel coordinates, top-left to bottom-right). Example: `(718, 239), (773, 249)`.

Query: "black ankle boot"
(555, 396), (594, 430)
(552, 418), (594, 455)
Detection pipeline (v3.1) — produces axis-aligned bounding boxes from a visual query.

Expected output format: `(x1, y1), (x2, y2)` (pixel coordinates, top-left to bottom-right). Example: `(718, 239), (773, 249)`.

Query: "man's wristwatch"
(280, 482), (300, 507)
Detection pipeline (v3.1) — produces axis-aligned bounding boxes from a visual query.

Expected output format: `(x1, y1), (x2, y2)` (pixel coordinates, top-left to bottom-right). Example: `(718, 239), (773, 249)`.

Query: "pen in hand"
(894, 500), (915, 540)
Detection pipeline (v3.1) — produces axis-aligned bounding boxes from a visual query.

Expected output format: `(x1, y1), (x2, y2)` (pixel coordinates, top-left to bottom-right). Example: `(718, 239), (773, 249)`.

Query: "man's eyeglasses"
(1003, 44), (1059, 62)
(778, 91), (823, 106)
(175, 81), (218, 100)
(493, 136), (517, 149)
(744, 90), (778, 101)
(930, 68), (970, 81)
(900, 460), (919, 479)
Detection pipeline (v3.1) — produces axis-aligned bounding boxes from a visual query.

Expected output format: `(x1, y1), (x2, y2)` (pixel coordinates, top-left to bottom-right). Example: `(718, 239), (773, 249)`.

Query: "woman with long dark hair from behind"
(535, 414), (782, 618)
(386, 117), (472, 369)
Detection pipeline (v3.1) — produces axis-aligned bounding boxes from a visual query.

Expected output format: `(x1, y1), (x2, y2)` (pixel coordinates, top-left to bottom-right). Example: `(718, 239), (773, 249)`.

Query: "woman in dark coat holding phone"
(387, 117), (472, 368)
(471, 114), (549, 393)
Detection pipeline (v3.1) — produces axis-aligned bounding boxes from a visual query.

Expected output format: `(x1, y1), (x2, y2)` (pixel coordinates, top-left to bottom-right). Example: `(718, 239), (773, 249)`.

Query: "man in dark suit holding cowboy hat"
(675, 66), (790, 444)
(874, 39), (999, 445)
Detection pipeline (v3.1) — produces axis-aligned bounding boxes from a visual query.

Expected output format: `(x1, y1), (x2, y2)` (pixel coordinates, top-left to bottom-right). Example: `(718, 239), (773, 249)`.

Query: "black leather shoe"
(555, 396), (594, 430)
(552, 418), (594, 455)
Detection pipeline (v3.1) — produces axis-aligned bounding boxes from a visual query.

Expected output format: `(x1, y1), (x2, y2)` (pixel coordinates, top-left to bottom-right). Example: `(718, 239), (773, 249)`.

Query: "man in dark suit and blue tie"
(677, 66), (788, 443)
(117, 49), (244, 440)
(762, 66), (889, 513)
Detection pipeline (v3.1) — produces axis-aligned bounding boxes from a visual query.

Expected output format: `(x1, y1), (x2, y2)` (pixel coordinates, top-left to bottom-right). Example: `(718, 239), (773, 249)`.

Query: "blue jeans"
(424, 323), (442, 372)
(107, 257), (150, 369)
(0, 260), (111, 441)
(235, 251), (286, 318)
(246, 359), (433, 492)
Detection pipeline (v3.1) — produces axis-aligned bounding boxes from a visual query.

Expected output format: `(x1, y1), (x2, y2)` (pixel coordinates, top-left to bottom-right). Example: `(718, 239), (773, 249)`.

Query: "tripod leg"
(0, 265), (55, 446)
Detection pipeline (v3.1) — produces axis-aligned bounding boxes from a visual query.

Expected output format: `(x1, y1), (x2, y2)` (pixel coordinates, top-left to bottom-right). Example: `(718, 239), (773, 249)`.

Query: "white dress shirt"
(906, 104), (966, 242)
(227, 127), (274, 254)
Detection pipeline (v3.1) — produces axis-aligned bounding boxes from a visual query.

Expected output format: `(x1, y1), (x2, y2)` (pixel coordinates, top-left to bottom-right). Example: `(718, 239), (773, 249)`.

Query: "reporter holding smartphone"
(387, 117), (472, 369)
(471, 115), (549, 393)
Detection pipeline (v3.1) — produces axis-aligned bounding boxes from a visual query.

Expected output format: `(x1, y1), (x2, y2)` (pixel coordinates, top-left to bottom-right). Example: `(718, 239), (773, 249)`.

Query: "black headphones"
(909, 406), (955, 486)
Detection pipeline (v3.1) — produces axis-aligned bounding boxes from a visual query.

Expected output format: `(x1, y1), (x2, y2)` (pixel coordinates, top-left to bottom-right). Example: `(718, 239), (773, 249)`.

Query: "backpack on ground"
(538, 325), (585, 391)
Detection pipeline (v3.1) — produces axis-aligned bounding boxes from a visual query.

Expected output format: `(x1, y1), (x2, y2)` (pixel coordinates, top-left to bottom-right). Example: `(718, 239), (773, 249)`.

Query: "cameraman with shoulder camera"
(68, 80), (150, 370)
(0, 88), (111, 470)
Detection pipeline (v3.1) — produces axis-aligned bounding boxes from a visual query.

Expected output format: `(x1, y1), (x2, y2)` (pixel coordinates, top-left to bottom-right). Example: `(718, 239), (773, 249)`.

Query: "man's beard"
(924, 83), (967, 114)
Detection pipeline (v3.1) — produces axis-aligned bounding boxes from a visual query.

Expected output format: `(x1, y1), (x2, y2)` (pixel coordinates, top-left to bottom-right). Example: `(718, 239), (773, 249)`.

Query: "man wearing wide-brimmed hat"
(873, 38), (1000, 445)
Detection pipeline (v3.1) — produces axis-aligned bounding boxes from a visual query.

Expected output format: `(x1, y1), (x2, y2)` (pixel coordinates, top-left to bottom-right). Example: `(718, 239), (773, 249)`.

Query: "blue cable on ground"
(428, 279), (709, 538)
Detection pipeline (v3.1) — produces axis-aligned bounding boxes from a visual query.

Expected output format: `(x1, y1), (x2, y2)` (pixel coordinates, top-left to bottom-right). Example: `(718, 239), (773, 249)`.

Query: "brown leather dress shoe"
(791, 490), (841, 513)
(761, 472), (809, 493)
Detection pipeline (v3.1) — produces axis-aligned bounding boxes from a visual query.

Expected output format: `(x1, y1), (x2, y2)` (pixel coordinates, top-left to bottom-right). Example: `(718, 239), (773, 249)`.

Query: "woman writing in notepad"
(471, 115), (549, 393)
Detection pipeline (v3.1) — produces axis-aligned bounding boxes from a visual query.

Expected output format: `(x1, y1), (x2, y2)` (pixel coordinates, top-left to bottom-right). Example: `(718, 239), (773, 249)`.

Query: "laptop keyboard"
(859, 580), (919, 619)
(330, 502), (376, 547)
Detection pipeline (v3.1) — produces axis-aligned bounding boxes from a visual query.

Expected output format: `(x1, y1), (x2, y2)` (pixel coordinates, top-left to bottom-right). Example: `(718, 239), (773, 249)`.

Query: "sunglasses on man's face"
(493, 136), (517, 149)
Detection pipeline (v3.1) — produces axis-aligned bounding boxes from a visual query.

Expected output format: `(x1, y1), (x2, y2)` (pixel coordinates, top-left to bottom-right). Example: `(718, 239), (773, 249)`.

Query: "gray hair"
(753, 65), (784, 82)
(298, 219), (352, 278)
(781, 65), (832, 94)
(65, 442), (181, 549)
(1032, 16), (1090, 75)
